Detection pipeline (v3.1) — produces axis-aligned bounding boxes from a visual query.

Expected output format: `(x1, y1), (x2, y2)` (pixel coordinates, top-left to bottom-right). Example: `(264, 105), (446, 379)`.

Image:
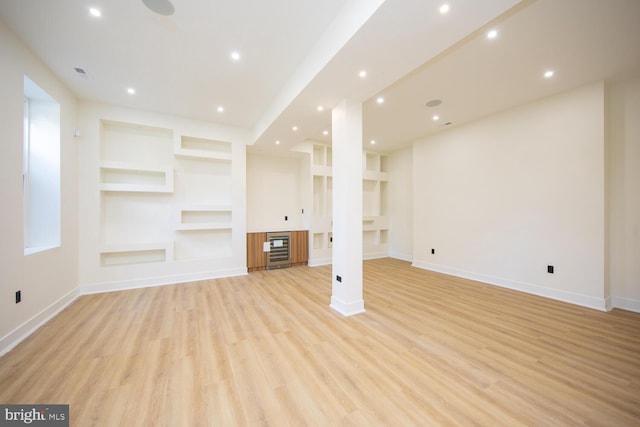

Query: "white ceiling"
(1, 0), (639, 154)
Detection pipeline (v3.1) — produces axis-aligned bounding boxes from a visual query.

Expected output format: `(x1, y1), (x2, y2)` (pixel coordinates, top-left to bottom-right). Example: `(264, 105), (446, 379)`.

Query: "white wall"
(246, 152), (307, 232)
(77, 102), (251, 293)
(412, 82), (607, 310)
(609, 74), (640, 312)
(0, 20), (78, 350)
(388, 145), (413, 261)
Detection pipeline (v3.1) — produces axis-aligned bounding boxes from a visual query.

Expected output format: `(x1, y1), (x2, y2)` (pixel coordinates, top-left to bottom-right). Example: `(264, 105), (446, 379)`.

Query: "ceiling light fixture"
(230, 51), (241, 61)
(323, 130), (329, 136)
(439, 4), (450, 14)
(275, 140), (280, 145)
(317, 106), (324, 112)
(292, 126), (298, 131)
(127, 88), (136, 95)
(544, 70), (555, 78)
(359, 70), (367, 78)
(217, 106), (224, 112)
(89, 7), (102, 17)
(432, 115), (440, 121)
(142, 0), (175, 16)
(376, 97), (384, 104)
(370, 140), (376, 145)
(487, 29), (498, 39)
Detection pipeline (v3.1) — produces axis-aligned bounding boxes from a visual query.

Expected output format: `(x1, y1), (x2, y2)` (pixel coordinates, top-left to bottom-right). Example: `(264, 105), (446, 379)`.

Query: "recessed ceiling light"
(323, 130), (329, 136)
(376, 97), (384, 104)
(432, 115), (440, 121)
(292, 126), (298, 131)
(89, 7), (102, 17)
(359, 70), (367, 78)
(317, 105), (324, 112)
(230, 51), (241, 61)
(275, 140), (280, 145)
(544, 70), (555, 78)
(370, 140), (376, 145)
(217, 106), (224, 112)
(487, 29), (498, 39)
(142, 0), (175, 16)
(127, 87), (135, 95)
(426, 99), (442, 108)
(439, 4), (450, 14)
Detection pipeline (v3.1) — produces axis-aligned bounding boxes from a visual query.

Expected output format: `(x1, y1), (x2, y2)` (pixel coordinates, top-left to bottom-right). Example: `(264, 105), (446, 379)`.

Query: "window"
(23, 76), (61, 255)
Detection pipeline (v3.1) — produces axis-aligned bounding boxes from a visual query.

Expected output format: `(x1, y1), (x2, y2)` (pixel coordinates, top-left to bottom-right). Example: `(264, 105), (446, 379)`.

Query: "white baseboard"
(0, 287), (80, 357)
(80, 267), (248, 295)
(412, 260), (609, 312)
(611, 296), (640, 313)
(363, 252), (388, 260)
(330, 296), (365, 317)
(389, 252), (412, 262)
(308, 257), (332, 267)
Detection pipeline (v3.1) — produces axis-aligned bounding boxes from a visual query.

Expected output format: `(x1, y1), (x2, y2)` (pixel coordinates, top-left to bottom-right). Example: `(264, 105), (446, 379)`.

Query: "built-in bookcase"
(98, 120), (234, 267)
(309, 143), (389, 264)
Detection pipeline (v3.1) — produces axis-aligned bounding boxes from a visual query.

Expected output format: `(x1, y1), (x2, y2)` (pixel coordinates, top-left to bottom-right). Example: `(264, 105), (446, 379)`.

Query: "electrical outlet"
(431, 248), (435, 254)
(336, 275), (342, 283)
(15, 290), (21, 304)
(284, 215), (288, 221)
(547, 265), (554, 274)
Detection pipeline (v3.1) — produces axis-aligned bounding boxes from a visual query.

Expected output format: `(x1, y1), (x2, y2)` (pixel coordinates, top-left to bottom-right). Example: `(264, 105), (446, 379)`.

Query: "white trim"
(412, 260), (609, 311)
(389, 251), (412, 262)
(80, 268), (248, 295)
(611, 296), (640, 313)
(308, 257), (332, 267)
(24, 245), (60, 256)
(363, 251), (388, 260)
(330, 296), (365, 317)
(0, 287), (80, 357)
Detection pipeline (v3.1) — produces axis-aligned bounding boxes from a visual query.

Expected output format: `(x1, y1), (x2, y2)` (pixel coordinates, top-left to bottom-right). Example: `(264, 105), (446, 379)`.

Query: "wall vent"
(74, 67), (88, 78)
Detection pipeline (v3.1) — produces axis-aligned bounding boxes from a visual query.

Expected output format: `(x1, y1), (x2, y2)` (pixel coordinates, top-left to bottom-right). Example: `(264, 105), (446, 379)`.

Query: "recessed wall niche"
(98, 119), (234, 266)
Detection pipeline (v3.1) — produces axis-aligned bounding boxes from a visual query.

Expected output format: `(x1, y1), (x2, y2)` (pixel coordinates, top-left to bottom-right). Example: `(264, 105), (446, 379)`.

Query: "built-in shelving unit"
(100, 242), (173, 267)
(308, 144), (389, 264)
(98, 120), (235, 269)
(100, 161), (174, 193)
(361, 151), (389, 258)
(310, 144), (334, 263)
(176, 205), (232, 230)
(174, 133), (232, 160)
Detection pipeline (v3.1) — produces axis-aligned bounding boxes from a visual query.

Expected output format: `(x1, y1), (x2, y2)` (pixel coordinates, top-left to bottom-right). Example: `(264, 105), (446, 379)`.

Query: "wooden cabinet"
(247, 230), (308, 272)
(247, 232), (267, 272)
(290, 230), (309, 266)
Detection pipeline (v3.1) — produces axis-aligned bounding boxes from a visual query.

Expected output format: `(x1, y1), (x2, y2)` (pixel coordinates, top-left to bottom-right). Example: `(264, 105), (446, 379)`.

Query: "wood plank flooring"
(1, 258), (639, 425)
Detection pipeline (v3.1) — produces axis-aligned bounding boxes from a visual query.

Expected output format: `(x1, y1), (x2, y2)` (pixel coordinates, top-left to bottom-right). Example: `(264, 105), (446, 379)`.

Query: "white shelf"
(174, 133), (232, 160)
(100, 241), (173, 266)
(311, 165), (332, 176)
(363, 170), (389, 181)
(176, 205), (232, 231)
(100, 161), (173, 193)
(362, 216), (389, 231)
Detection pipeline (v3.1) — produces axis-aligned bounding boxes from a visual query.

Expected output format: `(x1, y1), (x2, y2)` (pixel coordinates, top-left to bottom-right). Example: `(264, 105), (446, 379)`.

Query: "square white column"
(330, 99), (364, 316)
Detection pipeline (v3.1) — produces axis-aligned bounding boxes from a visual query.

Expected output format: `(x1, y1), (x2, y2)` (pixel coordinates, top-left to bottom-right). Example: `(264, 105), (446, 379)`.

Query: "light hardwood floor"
(1, 258), (639, 426)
